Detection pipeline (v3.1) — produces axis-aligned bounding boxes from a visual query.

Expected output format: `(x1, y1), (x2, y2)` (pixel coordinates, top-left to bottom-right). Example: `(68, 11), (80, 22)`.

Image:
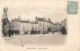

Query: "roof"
(30, 21), (38, 24)
(11, 18), (21, 22)
(50, 22), (54, 24)
(11, 20), (20, 22)
(21, 20), (29, 23)
(36, 18), (46, 21)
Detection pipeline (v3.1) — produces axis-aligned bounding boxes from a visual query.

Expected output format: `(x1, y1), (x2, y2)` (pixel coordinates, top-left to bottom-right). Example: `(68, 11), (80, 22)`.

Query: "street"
(3, 32), (67, 46)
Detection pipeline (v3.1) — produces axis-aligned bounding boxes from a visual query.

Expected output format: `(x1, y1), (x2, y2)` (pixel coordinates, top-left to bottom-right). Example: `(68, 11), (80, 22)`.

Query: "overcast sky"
(1, 0), (67, 23)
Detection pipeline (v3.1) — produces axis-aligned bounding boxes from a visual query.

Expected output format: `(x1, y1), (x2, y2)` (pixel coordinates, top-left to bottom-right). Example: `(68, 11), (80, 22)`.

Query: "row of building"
(2, 8), (67, 36)
(9, 16), (57, 34)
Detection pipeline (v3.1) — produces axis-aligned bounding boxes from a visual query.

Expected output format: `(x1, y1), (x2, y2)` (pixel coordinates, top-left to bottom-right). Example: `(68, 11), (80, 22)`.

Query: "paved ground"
(3, 32), (67, 46)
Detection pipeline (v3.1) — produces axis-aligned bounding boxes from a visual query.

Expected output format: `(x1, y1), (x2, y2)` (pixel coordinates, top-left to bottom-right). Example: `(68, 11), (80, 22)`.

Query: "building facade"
(2, 8), (67, 36)
(9, 16), (56, 35)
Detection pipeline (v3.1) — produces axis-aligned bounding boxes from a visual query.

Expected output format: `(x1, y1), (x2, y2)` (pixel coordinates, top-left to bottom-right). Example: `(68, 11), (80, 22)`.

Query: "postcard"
(0, 0), (80, 51)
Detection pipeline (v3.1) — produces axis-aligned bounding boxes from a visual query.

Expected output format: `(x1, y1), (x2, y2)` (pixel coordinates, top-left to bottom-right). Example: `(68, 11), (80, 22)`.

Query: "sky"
(1, 0), (67, 23)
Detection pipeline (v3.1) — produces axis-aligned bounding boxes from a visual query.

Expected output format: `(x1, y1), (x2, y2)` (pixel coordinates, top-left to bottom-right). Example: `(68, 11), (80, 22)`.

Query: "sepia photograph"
(0, 0), (80, 51)
(2, 6), (67, 46)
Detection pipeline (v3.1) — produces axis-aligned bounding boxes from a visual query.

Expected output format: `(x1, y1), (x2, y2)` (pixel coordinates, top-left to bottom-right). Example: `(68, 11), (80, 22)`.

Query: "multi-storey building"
(9, 16), (21, 35)
(35, 17), (48, 34)
(30, 21), (38, 34)
(9, 17), (67, 35)
(2, 8), (67, 36)
(9, 16), (56, 35)
(20, 20), (30, 34)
